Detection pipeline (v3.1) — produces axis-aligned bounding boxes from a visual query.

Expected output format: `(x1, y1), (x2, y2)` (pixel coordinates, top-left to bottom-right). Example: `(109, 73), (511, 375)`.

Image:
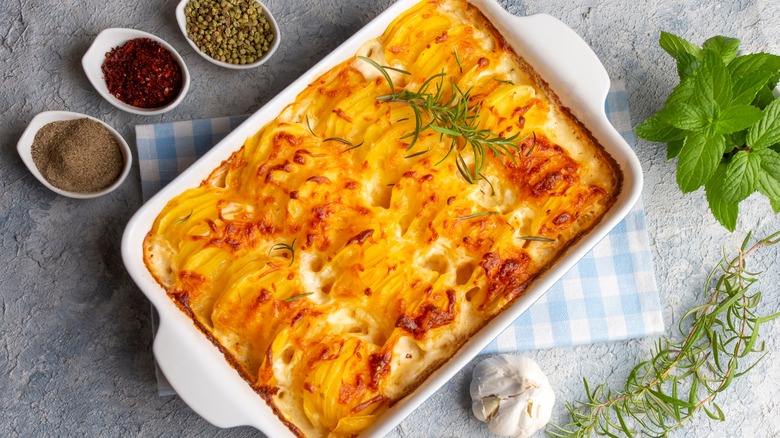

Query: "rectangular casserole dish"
(121, 0), (643, 436)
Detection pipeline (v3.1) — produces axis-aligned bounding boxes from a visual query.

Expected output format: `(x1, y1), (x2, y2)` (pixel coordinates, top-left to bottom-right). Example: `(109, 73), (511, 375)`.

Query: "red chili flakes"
(102, 38), (183, 109)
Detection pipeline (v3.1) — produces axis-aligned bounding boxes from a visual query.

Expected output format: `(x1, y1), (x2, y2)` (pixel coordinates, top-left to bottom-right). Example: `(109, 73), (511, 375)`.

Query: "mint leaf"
(731, 70), (778, 105)
(705, 164), (738, 231)
(770, 74), (780, 90)
(728, 53), (780, 78)
(715, 105), (763, 134)
(771, 198), (780, 214)
(726, 130), (747, 153)
(676, 130), (726, 192)
(667, 75), (696, 107)
(676, 51), (701, 80)
(695, 50), (732, 109)
(754, 83), (779, 109)
(702, 36), (740, 65)
(722, 150), (761, 203)
(658, 103), (710, 131)
(656, 31), (705, 81)
(667, 139), (684, 161)
(660, 31), (702, 61)
(635, 113), (687, 142)
(747, 98), (780, 150)
(756, 148), (780, 200)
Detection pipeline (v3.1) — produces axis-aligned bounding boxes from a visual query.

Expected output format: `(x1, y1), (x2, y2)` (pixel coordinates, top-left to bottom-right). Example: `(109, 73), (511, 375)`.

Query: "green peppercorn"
(184, 0), (274, 65)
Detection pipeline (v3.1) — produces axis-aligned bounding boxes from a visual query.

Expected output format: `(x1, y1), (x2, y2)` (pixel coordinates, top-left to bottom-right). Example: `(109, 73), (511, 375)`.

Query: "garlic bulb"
(470, 355), (555, 437)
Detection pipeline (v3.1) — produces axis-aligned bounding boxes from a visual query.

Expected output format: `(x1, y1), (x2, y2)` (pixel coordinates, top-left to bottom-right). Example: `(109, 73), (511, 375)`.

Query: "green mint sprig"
(635, 32), (780, 231)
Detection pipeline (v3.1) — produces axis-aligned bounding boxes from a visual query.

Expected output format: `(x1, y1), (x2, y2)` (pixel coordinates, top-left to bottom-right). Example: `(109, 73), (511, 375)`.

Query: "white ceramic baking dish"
(121, 0), (643, 436)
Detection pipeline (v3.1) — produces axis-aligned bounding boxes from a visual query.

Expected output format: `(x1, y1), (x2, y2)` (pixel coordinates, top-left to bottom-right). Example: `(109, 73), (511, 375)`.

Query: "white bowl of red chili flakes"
(82, 28), (191, 115)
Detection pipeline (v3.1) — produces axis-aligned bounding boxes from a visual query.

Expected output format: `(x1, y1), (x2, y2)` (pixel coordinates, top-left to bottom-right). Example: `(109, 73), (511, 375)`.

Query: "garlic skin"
(470, 355), (555, 437)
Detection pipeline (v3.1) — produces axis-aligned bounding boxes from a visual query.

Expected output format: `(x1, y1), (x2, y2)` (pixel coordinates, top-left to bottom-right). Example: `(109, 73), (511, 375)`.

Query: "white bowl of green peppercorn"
(176, 0), (280, 69)
(17, 111), (132, 199)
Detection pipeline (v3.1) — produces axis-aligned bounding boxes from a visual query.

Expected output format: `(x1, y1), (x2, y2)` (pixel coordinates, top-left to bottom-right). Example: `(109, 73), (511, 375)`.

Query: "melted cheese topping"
(143, 1), (621, 436)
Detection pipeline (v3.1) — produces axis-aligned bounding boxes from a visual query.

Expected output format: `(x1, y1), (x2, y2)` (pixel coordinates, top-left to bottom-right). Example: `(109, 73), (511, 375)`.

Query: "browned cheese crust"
(142, 1), (622, 436)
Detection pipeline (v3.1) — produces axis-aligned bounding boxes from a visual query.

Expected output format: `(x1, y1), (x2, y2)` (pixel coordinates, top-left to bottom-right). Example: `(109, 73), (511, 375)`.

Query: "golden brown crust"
(186, 302), (307, 438)
(142, 1), (622, 436)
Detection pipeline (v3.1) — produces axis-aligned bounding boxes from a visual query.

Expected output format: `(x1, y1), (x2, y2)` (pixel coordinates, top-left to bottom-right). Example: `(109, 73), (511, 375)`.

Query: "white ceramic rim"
(175, 0), (281, 70)
(17, 110), (133, 199)
(81, 28), (191, 116)
(122, 0), (644, 436)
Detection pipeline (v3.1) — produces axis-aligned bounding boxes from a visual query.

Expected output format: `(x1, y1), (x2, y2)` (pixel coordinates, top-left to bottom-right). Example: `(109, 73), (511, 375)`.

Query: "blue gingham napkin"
(136, 80), (663, 395)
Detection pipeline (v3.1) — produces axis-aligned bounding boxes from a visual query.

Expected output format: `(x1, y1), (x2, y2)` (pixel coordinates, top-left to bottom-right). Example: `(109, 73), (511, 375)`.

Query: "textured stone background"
(1, 0), (779, 437)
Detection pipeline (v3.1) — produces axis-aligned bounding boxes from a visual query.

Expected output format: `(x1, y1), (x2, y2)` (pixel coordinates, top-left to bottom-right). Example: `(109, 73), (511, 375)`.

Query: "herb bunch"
(549, 231), (780, 437)
(359, 56), (531, 184)
(635, 32), (780, 231)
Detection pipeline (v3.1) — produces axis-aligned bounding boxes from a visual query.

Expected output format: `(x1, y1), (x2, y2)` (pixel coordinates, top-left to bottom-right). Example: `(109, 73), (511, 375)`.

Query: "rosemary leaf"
(305, 114), (316, 135)
(357, 55), (396, 93)
(518, 235), (554, 242)
(382, 65), (411, 75)
(478, 172), (496, 196)
(284, 292), (313, 303)
(405, 149), (429, 159)
(455, 152), (475, 184)
(493, 78), (515, 85)
(322, 137), (363, 152)
(430, 125), (463, 137)
(455, 211), (500, 220)
(322, 137), (354, 146)
(269, 238), (296, 267)
(342, 141), (365, 152)
(173, 209), (193, 225)
(526, 131), (537, 157)
(550, 231), (780, 437)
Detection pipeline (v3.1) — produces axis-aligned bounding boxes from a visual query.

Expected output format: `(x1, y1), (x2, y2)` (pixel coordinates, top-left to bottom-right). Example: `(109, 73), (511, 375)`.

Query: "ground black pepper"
(31, 118), (124, 193)
(102, 38), (183, 108)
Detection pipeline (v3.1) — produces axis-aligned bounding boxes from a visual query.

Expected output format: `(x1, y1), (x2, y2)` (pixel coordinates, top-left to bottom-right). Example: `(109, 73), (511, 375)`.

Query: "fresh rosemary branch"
(549, 231), (780, 437)
(269, 239), (296, 267)
(358, 57), (531, 183)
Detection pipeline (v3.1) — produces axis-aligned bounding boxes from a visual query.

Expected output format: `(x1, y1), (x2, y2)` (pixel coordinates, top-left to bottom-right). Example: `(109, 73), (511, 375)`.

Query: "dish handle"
(487, 6), (611, 121)
(153, 319), (253, 429)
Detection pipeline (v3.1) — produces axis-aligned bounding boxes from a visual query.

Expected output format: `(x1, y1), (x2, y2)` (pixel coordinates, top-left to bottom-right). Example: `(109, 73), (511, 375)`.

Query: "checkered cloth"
(136, 80), (663, 395)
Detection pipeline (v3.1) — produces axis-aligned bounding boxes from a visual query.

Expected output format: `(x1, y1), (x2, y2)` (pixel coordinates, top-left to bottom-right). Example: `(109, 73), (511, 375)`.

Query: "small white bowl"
(82, 28), (191, 115)
(17, 111), (133, 199)
(175, 0), (280, 70)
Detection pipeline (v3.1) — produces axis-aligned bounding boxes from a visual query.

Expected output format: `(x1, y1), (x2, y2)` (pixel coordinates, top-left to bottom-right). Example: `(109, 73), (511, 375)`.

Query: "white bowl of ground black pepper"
(175, 0), (280, 70)
(17, 111), (132, 199)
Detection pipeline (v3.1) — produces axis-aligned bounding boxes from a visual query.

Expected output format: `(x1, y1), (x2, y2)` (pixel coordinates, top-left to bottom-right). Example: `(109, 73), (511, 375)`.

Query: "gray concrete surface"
(1, 0), (779, 437)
